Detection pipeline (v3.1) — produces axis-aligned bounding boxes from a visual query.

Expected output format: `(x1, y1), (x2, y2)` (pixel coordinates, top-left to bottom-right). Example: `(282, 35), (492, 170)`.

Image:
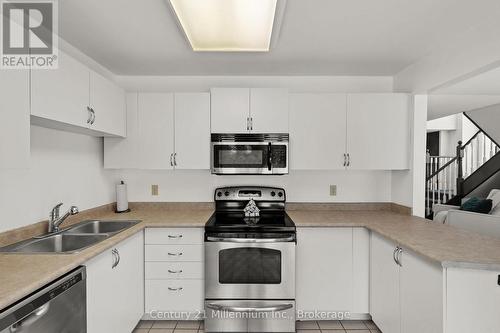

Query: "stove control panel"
(214, 186), (285, 202)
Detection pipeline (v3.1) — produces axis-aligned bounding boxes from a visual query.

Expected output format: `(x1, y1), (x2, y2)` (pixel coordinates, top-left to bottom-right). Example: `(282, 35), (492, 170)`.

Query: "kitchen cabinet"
(370, 233), (443, 333)
(289, 93), (347, 170)
(86, 231), (144, 333)
(144, 228), (204, 320)
(89, 71), (126, 137)
(289, 93), (410, 170)
(346, 93), (410, 170)
(296, 227), (369, 317)
(446, 268), (500, 333)
(210, 88), (288, 133)
(104, 92), (210, 170)
(31, 49), (126, 137)
(174, 93), (211, 169)
(0, 69), (30, 169)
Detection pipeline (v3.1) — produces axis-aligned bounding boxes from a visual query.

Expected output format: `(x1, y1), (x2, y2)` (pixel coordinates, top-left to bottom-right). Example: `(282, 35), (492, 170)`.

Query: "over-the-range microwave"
(211, 133), (289, 175)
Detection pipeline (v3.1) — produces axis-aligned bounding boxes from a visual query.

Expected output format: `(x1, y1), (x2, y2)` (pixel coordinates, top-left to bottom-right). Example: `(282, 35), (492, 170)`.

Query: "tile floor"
(133, 320), (381, 333)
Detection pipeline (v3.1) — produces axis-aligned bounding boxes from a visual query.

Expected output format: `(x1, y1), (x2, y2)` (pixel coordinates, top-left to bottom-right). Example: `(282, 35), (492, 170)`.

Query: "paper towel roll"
(116, 181), (129, 212)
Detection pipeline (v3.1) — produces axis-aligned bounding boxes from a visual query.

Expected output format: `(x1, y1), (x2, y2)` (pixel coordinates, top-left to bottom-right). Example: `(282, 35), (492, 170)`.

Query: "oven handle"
(206, 303), (293, 313)
(206, 236), (295, 243)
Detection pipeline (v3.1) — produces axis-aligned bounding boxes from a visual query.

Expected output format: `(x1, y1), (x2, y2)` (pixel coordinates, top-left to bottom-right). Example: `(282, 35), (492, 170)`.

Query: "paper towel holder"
(115, 180), (131, 213)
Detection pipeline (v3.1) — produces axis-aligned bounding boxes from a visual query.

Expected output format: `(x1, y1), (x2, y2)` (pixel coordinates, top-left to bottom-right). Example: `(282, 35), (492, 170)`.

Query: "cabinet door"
(370, 233), (400, 333)
(89, 71), (126, 137)
(289, 94), (347, 170)
(31, 49), (89, 127)
(0, 69), (29, 168)
(174, 93), (210, 169)
(352, 228), (370, 314)
(400, 248), (443, 333)
(296, 228), (353, 315)
(104, 93), (140, 168)
(113, 232), (144, 333)
(86, 248), (115, 333)
(138, 93), (174, 169)
(210, 88), (249, 133)
(250, 88), (288, 133)
(346, 94), (409, 170)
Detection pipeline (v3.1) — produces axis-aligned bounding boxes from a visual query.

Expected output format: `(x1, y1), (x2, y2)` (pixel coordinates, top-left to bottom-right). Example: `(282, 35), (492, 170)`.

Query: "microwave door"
(212, 142), (272, 174)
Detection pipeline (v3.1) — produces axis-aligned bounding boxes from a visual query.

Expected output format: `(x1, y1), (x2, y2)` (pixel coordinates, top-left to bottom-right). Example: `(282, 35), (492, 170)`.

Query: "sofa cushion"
(460, 197), (493, 214)
(434, 210), (448, 224)
(487, 189), (500, 210)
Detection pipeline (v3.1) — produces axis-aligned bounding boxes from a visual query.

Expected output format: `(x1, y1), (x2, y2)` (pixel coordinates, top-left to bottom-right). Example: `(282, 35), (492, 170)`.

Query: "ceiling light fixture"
(168, 0), (282, 52)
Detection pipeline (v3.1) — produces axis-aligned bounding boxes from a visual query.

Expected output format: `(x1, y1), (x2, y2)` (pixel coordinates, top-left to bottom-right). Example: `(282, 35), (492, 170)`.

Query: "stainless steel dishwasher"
(0, 266), (86, 333)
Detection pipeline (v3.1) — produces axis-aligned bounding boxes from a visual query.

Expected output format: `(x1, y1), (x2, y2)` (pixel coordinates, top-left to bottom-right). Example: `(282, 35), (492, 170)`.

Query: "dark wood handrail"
(426, 156), (457, 181)
(460, 130), (482, 149)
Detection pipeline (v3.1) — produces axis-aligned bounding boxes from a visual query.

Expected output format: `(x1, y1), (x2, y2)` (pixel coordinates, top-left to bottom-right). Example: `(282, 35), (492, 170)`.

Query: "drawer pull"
(168, 234), (183, 238)
(168, 269), (183, 274)
(168, 252), (183, 256)
(168, 287), (183, 291)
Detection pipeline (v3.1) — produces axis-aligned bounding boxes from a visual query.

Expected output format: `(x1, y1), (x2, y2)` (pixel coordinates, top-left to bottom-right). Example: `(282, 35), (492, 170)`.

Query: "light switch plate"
(151, 184), (159, 196)
(330, 185), (337, 196)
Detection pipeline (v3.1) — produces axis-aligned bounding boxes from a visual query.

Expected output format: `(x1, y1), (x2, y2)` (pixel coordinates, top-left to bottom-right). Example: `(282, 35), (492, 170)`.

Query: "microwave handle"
(267, 142), (272, 171)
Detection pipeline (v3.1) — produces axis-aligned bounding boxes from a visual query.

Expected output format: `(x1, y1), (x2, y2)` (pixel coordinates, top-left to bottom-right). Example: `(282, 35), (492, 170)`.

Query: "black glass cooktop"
(205, 212), (296, 233)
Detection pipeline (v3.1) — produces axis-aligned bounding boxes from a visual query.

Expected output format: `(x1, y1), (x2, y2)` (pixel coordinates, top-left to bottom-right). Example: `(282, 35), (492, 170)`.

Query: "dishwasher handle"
(9, 304), (50, 332)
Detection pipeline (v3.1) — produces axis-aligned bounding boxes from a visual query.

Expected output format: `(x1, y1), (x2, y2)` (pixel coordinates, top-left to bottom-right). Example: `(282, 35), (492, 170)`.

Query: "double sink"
(0, 220), (139, 254)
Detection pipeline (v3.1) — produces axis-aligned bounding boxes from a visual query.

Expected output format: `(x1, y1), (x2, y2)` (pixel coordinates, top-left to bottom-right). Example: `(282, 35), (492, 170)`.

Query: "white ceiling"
(58, 0), (500, 75)
(435, 66), (500, 95)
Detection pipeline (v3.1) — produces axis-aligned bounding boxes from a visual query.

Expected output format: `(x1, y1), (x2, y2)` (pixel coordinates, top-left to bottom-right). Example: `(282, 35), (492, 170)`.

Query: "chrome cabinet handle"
(90, 109), (95, 125)
(168, 252), (183, 256)
(393, 247), (399, 265)
(115, 248), (120, 267)
(343, 153), (347, 167)
(206, 303), (293, 313)
(347, 153), (350, 167)
(168, 234), (183, 238)
(111, 249), (118, 268)
(206, 236), (295, 243)
(168, 269), (183, 274)
(173, 152), (177, 166)
(168, 287), (183, 291)
(246, 117), (250, 131)
(250, 117), (253, 131)
(397, 247), (403, 267)
(170, 153), (173, 167)
(86, 107), (92, 124)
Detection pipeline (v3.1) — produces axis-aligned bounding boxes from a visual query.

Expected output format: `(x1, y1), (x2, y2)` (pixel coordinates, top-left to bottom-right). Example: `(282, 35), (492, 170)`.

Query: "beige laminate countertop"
(2, 207), (500, 311)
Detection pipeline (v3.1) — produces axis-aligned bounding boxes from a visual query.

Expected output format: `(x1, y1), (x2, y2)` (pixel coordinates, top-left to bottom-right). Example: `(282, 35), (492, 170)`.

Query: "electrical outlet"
(151, 184), (159, 196)
(330, 185), (337, 196)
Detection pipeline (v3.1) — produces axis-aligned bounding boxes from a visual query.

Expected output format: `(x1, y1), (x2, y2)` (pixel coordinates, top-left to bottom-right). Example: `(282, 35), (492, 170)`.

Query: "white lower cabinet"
(446, 268), (500, 333)
(86, 231), (144, 333)
(296, 227), (369, 318)
(144, 228), (204, 320)
(370, 232), (443, 333)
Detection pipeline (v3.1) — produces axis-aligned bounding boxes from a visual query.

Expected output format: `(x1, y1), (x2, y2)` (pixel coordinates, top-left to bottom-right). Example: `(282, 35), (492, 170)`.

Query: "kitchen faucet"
(49, 203), (79, 233)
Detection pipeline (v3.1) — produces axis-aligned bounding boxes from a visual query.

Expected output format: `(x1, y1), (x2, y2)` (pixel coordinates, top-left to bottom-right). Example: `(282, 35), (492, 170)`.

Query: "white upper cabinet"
(211, 88), (249, 133)
(104, 92), (210, 170)
(0, 69), (30, 169)
(210, 88), (289, 133)
(138, 93), (175, 169)
(250, 88), (289, 133)
(89, 71), (126, 137)
(31, 49), (126, 137)
(346, 93), (410, 170)
(289, 93), (347, 170)
(174, 93), (211, 169)
(31, 49), (90, 127)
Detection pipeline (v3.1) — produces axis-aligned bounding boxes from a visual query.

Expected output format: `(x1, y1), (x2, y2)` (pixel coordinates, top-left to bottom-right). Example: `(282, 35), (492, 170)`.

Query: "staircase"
(425, 128), (500, 218)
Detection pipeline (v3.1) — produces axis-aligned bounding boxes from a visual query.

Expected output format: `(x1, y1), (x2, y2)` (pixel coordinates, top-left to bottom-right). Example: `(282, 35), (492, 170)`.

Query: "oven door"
(211, 142), (288, 175)
(205, 235), (295, 299)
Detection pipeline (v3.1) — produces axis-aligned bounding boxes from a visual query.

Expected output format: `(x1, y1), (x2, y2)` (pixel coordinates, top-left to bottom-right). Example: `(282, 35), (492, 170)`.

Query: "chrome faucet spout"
(49, 204), (79, 233)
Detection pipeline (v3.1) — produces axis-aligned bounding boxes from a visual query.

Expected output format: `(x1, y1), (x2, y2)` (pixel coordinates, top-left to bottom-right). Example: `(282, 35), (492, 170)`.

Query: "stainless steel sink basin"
(0, 234), (109, 253)
(0, 220), (140, 254)
(65, 220), (139, 235)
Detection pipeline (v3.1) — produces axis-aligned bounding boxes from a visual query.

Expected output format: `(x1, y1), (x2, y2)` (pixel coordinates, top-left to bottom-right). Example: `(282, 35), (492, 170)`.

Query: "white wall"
(0, 126), (116, 233)
(114, 169), (392, 203)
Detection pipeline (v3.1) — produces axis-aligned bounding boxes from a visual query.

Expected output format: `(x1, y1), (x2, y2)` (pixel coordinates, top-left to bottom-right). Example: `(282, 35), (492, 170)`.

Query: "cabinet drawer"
(145, 244), (204, 262)
(145, 262), (204, 279)
(145, 279), (204, 313)
(145, 228), (204, 245)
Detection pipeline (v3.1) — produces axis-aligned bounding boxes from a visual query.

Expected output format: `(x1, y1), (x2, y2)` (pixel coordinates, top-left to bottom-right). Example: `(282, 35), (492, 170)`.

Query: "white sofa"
(433, 189), (500, 238)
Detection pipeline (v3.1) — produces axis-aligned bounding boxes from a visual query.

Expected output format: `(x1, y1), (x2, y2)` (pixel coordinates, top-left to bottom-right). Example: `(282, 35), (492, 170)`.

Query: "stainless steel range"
(205, 186), (296, 333)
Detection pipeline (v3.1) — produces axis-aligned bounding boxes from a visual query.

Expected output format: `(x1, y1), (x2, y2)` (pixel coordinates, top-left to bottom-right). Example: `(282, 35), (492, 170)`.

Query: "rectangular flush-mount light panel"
(169, 0), (278, 52)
